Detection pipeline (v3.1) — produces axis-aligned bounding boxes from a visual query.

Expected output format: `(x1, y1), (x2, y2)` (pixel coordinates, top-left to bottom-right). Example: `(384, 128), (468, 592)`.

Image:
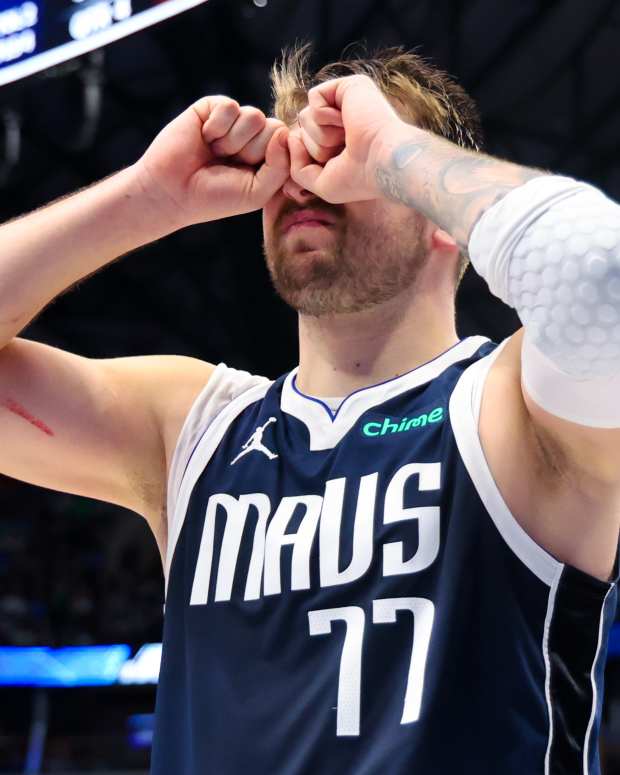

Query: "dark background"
(0, 0), (619, 771)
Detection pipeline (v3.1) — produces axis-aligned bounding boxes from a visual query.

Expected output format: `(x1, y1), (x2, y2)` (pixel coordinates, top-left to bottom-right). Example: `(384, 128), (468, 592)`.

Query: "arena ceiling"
(0, 0), (619, 376)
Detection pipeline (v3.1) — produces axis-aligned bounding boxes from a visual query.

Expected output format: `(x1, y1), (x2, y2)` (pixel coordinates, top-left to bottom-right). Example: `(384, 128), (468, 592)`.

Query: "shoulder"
(130, 355), (270, 558)
(156, 357), (271, 487)
(161, 359), (272, 535)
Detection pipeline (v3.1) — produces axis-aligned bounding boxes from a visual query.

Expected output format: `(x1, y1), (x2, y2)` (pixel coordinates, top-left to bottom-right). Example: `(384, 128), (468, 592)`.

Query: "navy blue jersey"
(151, 336), (617, 775)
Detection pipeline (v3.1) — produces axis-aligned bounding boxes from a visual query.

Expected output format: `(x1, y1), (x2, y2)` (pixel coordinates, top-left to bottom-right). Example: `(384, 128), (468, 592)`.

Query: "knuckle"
(240, 106), (266, 127)
(309, 80), (326, 95)
(354, 74), (374, 88)
(216, 97), (240, 114)
(241, 105), (263, 119)
(192, 96), (211, 113)
(209, 95), (233, 104)
(306, 89), (322, 108)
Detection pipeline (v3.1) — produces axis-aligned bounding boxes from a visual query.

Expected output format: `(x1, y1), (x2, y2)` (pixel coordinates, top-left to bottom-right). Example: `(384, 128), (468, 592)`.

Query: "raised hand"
(288, 74), (407, 204)
(134, 96), (290, 228)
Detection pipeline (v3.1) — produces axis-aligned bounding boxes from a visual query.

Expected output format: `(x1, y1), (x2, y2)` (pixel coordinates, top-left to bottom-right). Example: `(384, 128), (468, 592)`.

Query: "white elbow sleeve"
(469, 175), (620, 426)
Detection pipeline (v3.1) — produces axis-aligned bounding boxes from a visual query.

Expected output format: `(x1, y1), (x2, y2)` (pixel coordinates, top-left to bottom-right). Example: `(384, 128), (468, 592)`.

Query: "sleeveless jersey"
(151, 336), (617, 775)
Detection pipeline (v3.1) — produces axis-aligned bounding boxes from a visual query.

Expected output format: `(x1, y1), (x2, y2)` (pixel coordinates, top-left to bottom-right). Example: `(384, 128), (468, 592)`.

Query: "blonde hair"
(271, 42), (483, 151)
(270, 42), (485, 284)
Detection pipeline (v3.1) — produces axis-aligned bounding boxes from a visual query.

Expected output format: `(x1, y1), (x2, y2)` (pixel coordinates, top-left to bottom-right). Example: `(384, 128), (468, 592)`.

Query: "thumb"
(252, 127), (290, 195)
(265, 126), (290, 172)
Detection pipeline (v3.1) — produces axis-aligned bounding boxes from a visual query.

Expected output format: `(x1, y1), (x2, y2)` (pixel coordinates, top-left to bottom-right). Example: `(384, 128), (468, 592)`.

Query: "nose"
(281, 175), (315, 205)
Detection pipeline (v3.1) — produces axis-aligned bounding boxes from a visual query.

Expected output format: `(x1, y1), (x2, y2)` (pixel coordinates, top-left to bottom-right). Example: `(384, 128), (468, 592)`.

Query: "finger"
(304, 102), (344, 128)
(288, 132), (324, 195)
(200, 98), (241, 143)
(190, 94), (234, 122)
(210, 106), (266, 157)
(298, 125), (341, 165)
(308, 73), (376, 111)
(232, 118), (285, 166)
(299, 107), (345, 148)
(251, 127), (291, 199)
(298, 112), (344, 164)
(307, 78), (341, 111)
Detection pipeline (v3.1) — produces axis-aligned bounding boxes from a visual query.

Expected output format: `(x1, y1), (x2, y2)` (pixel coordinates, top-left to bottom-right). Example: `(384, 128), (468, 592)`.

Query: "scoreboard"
(0, 0), (208, 86)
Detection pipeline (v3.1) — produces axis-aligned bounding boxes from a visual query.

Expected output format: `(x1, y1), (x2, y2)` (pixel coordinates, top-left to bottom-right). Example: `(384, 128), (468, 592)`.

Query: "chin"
(284, 243), (336, 260)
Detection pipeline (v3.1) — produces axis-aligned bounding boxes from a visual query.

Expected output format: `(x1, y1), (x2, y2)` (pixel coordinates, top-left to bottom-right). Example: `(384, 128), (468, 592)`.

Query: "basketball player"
(0, 45), (618, 774)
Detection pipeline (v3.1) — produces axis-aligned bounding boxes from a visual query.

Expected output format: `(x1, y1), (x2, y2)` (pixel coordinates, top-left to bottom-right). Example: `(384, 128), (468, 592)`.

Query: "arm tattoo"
(375, 133), (547, 253)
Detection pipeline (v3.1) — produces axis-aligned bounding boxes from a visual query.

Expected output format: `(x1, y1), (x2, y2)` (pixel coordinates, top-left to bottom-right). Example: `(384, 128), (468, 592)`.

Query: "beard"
(262, 207), (429, 317)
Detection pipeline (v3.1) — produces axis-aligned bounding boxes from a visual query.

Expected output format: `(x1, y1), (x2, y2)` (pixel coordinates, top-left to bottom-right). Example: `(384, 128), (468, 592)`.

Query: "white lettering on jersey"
(189, 493), (270, 605)
(383, 463), (441, 576)
(308, 606), (365, 736)
(319, 473), (377, 588)
(264, 495), (323, 595)
(189, 463), (442, 606)
(243, 495), (271, 601)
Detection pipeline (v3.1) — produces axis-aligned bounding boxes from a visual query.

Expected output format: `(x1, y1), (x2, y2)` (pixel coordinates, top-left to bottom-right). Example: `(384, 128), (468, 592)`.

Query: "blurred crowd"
(0, 476), (163, 647)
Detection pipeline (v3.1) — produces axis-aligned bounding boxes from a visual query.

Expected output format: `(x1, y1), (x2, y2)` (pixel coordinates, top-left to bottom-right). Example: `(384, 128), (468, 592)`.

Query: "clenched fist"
(289, 74), (409, 203)
(134, 96), (290, 228)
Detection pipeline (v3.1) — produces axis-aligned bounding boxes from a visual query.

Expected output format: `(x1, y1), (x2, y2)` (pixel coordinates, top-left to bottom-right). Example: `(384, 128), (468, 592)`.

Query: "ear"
(430, 227), (458, 252)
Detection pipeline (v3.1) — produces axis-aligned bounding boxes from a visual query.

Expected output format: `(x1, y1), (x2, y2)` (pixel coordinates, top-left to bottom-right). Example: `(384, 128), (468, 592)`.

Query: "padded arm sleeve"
(469, 175), (620, 426)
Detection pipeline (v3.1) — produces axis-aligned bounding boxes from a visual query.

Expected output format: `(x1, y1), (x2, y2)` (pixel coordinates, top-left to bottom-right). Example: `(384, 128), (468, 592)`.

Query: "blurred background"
(0, 0), (619, 771)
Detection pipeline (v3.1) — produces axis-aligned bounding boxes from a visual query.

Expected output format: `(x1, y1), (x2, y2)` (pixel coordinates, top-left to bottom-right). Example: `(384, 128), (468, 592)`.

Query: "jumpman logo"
(230, 417), (279, 466)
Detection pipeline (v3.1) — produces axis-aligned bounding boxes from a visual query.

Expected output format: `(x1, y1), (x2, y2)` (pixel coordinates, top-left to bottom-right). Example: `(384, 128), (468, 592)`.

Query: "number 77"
(308, 598), (435, 737)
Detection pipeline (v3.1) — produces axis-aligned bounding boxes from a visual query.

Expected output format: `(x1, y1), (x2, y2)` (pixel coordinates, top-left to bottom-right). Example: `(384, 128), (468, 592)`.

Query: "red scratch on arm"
(2, 398), (55, 436)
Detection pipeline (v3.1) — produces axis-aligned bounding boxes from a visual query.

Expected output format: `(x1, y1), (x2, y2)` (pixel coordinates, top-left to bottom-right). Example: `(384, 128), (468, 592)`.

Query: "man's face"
(262, 180), (430, 317)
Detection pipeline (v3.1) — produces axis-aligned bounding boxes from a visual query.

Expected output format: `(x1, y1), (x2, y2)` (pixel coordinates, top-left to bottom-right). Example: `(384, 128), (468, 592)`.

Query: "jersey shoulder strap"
(450, 338), (565, 585)
(166, 363), (271, 566)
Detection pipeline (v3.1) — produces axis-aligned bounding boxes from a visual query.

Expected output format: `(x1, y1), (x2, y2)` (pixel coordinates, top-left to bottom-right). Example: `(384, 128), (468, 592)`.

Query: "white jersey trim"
(543, 564), (562, 775)
(583, 585), (615, 774)
(165, 363), (271, 594)
(282, 336), (490, 451)
(449, 344), (563, 587)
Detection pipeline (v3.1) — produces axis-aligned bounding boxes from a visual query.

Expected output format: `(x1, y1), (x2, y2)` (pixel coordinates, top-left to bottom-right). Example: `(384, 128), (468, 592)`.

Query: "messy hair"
(270, 42), (485, 285)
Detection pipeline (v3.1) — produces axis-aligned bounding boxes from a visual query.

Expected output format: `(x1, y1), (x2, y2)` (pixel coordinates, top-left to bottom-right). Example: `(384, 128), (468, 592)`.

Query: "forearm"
(0, 163), (180, 349)
(375, 125), (547, 251)
(376, 122), (620, 426)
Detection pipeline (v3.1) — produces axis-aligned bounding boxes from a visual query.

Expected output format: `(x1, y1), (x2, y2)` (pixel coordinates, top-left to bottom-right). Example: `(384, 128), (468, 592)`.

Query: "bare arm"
(0, 93), (288, 350)
(0, 165), (185, 553)
(0, 165), (177, 348)
(0, 97), (288, 558)
(0, 340), (214, 559)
